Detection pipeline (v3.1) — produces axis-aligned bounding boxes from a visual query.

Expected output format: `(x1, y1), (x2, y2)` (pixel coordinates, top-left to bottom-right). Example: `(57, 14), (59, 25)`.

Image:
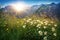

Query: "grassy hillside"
(0, 14), (60, 40)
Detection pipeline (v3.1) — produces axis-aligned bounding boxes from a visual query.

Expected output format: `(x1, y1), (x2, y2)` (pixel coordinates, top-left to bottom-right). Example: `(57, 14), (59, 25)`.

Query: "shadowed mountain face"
(0, 3), (60, 20)
(34, 3), (60, 21)
(56, 3), (60, 20)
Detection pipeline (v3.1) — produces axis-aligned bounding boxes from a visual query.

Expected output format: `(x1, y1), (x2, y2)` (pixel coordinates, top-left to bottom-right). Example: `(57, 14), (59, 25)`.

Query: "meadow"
(0, 14), (60, 40)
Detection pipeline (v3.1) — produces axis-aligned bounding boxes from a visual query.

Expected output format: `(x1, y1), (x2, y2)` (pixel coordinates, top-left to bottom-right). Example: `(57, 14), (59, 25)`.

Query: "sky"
(0, 0), (60, 7)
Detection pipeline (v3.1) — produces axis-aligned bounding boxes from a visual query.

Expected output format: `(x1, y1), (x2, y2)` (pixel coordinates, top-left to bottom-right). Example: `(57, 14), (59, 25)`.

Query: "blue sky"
(0, 0), (60, 7)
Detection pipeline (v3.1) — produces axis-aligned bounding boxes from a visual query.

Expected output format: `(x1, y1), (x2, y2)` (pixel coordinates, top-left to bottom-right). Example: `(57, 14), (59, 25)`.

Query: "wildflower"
(53, 33), (57, 36)
(23, 19), (25, 20)
(6, 28), (8, 31)
(51, 21), (54, 24)
(43, 36), (47, 40)
(54, 24), (57, 27)
(36, 20), (40, 22)
(44, 31), (47, 35)
(40, 22), (43, 24)
(23, 25), (26, 28)
(28, 19), (32, 21)
(38, 31), (43, 35)
(43, 26), (47, 29)
(36, 24), (41, 27)
(26, 20), (30, 22)
(34, 21), (37, 24)
(52, 27), (56, 32)
(45, 23), (48, 25)
(26, 19), (32, 22)
(30, 21), (33, 25)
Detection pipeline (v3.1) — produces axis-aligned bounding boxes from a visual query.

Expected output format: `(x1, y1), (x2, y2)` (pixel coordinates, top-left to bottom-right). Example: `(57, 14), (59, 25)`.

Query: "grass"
(0, 15), (60, 40)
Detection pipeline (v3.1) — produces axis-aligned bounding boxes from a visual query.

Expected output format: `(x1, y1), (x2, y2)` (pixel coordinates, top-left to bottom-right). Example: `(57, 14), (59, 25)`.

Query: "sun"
(11, 2), (29, 12)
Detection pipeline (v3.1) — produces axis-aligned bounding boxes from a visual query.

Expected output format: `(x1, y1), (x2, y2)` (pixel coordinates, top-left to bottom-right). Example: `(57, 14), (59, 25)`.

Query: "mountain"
(25, 5), (40, 16)
(34, 3), (60, 21)
(0, 5), (31, 18)
(0, 3), (60, 21)
(0, 5), (40, 18)
(56, 3), (60, 20)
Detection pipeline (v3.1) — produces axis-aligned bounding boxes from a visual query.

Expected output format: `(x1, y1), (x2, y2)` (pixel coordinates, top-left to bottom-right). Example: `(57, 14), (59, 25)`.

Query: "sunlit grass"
(0, 15), (60, 40)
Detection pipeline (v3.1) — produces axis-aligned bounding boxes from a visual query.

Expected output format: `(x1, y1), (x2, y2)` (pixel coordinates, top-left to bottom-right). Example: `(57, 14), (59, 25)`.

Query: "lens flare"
(11, 2), (29, 12)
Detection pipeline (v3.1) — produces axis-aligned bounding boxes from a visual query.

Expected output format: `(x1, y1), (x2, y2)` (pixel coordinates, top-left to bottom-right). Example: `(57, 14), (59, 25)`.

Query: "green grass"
(0, 15), (60, 40)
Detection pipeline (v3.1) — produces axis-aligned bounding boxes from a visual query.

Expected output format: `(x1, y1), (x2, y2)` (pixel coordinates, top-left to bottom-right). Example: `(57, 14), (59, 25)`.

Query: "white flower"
(28, 19), (32, 21)
(23, 25), (26, 28)
(30, 21), (33, 25)
(52, 27), (56, 32)
(44, 21), (48, 24)
(43, 26), (47, 29)
(44, 21), (48, 25)
(40, 22), (43, 24)
(6, 28), (8, 31)
(34, 21), (37, 24)
(36, 20), (40, 22)
(53, 33), (57, 36)
(23, 19), (26, 20)
(43, 36), (47, 40)
(26, 19), (32, 23)
(38, 31), (43, 35)
(51, 21), (54, 24)
(54, 24), (57, 27)
(26, 20), (30, 22)
(44, 31), (47, 35)
(45, 23), (48, 25)
(36, 24), (41, 27)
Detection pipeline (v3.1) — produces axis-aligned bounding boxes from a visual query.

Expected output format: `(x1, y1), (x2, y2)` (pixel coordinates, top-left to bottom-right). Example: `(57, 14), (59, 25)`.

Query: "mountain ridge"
(0, 3), (60, 21)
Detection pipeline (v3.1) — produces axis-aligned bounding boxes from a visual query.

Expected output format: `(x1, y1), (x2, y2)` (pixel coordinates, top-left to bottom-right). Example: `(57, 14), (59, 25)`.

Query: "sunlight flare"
(11, 2), (29, 12)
